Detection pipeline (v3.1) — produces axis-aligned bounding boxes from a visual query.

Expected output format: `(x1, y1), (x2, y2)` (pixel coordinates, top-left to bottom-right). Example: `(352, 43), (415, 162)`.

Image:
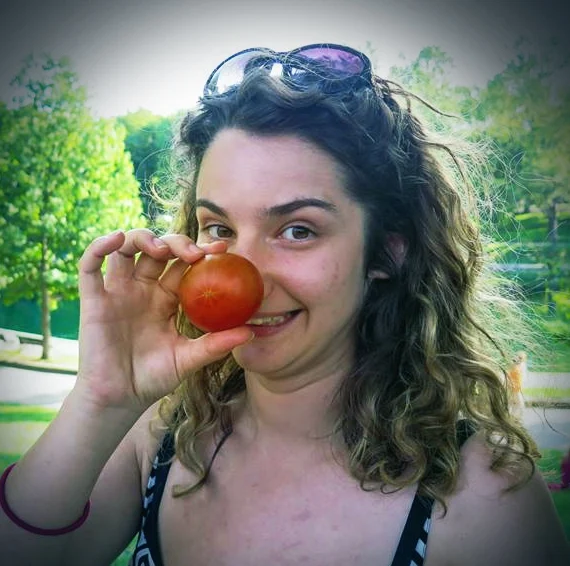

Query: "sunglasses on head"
(203, 43), (373, 96)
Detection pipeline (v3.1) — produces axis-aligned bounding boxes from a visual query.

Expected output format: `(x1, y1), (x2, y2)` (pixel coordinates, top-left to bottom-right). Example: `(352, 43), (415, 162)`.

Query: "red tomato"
(178, 253), (264, 332)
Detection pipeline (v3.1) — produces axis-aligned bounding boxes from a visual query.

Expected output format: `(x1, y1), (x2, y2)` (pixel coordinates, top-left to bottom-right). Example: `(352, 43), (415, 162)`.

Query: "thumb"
(175, 327), (254, 372)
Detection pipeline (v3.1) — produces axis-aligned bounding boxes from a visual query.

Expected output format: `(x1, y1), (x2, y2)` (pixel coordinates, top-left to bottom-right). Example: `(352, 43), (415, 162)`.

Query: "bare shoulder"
(426, 431), (570, 566)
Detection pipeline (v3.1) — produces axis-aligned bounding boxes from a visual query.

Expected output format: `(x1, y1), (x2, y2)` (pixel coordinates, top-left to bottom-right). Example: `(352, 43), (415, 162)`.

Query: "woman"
(1, 44), (567, 565)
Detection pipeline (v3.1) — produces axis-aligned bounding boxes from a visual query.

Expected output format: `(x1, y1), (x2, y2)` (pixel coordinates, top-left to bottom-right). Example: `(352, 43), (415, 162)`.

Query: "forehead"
(195, 129), (352, 208)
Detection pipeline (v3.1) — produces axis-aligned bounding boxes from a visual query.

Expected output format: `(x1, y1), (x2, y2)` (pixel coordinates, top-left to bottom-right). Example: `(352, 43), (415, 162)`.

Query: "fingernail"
(201, 242), (223, 252)
(98, 230), (122, 242)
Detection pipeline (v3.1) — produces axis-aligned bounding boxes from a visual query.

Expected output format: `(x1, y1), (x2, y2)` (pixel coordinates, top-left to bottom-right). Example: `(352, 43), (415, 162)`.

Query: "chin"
(231, 343), (291, 377)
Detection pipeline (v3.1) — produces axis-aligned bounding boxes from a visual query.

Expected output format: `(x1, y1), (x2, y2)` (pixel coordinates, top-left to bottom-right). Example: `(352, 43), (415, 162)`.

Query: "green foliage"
(388, 45), (477, 133)
(387, 39), (570, 242)
(0, 55), (143, 309)
(500, 211), (570, 242)
(469, 38), (570, 220)
(491, 210), (569, 326)
(541, 319), (570, 343)
(384, 40), (570, 373)
(117, 109), (177, 225)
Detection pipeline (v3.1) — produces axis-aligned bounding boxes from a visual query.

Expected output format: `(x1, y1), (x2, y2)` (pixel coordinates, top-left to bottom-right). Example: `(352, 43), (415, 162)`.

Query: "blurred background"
(1, 0), (568, 368)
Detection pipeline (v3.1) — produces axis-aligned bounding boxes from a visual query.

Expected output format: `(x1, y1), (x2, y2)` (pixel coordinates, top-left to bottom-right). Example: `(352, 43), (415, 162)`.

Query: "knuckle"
(161, 233), (195, 245)
(127, 228), (155, 244)
(159, 234), (200, 259)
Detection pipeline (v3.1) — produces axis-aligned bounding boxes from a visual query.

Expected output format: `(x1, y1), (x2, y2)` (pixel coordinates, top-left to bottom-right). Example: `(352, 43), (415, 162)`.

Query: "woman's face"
(195, 129), (369, 386)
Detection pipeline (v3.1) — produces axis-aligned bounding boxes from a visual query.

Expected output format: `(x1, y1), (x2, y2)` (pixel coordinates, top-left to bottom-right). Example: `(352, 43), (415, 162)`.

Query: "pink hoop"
(0, 463), (90, 536)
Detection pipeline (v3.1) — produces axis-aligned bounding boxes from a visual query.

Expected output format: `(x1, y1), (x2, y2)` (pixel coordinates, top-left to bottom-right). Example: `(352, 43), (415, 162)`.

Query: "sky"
(1, 0), (569, 118)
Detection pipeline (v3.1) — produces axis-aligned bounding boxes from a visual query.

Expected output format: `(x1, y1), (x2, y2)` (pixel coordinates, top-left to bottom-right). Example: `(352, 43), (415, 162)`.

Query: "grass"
(524, 388), (570, 400)
(0, 453), (20, 471)
(0, 404), (58, 423)
(538, 449), (570, 541)
(114, 540), (137, 566)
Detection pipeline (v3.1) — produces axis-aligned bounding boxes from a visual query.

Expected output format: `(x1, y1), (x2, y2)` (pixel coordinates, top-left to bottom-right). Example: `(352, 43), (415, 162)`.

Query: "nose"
(230, 237), (273, 300)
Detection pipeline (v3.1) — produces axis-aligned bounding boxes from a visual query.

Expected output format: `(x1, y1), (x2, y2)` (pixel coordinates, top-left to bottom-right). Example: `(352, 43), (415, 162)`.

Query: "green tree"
(0, 55), (143, 359)
(387, 46), (477, 132)
(472, 38), (570, 239)
(117, 109), (176, 225)
(371, 40), (569, 324)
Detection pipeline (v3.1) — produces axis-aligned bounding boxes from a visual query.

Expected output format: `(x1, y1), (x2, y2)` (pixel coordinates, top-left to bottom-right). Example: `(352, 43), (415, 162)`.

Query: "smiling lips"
(247, 310), (300, 327)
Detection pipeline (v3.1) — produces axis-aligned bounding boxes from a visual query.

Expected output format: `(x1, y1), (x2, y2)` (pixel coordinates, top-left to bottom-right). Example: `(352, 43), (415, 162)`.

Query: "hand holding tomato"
(178, 253), (264, 332)
(74, 230), (255, 414)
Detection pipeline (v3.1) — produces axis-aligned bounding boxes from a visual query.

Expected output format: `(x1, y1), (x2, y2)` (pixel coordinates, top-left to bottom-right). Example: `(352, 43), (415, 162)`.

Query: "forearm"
(0, 384), (143, 561)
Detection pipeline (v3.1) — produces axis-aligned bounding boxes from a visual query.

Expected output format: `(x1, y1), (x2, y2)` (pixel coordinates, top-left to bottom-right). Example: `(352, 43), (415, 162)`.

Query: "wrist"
(56, 384), (146, 456)
(68, 376), (149, 424)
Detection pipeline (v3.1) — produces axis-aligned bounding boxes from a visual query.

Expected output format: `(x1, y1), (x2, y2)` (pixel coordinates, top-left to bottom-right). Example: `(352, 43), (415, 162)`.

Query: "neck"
(236, 370), (345, 448)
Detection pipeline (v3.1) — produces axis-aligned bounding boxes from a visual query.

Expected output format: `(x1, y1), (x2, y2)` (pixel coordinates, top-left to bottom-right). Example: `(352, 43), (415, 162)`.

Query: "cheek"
(285, 257), (364, 309)
(329, 260), (366, 311)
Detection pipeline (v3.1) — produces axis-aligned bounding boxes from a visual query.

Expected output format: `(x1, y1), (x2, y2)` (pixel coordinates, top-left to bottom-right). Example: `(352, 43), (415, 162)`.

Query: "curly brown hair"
(156, 65), (539, 512)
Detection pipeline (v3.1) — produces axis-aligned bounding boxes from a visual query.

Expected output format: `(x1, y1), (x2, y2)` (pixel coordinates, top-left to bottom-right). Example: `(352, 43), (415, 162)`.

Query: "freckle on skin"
(291, 509), (312, 522)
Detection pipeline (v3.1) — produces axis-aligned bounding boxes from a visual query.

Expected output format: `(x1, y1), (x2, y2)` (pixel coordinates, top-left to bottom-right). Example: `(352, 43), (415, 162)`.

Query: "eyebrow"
(195, 197), (338, 218)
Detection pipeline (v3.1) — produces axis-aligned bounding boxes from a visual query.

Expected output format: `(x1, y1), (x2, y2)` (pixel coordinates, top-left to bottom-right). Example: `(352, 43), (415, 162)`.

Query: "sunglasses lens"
(295, 47), (366, 75)
(206, 51), (266, 95)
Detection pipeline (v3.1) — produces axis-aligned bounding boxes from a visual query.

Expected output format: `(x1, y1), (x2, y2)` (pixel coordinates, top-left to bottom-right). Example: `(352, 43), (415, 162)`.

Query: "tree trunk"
(547, 200), (558, 243)
(40, 235), (51, 360)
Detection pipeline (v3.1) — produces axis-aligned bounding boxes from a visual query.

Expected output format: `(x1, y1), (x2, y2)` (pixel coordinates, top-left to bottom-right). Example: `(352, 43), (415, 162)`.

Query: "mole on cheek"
(329, 261), (341, 283)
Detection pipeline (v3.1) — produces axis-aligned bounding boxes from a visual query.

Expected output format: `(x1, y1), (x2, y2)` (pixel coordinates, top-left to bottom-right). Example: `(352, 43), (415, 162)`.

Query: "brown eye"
(282, 225), (315, 241)
(207, 225), (233, 239)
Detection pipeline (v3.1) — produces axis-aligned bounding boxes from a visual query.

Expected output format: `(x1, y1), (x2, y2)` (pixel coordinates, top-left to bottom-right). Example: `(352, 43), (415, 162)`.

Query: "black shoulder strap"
(131, 433), (175, 566)
(156, 430), (176, 464)
(390, 419), (476, 566)
(390, 493), (434, 566)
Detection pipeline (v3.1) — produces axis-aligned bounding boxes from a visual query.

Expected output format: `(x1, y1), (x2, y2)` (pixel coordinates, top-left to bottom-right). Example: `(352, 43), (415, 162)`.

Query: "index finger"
(78, 230), (126, 296)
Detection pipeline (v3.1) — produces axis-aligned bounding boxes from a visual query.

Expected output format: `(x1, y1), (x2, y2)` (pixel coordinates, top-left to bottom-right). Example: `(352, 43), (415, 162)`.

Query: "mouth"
(246, 310), (301, 328)
(245, 310), (300, 338)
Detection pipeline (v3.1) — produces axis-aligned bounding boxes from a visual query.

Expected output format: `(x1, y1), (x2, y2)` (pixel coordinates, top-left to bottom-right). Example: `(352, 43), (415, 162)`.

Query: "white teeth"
(247, 314), (292, 326)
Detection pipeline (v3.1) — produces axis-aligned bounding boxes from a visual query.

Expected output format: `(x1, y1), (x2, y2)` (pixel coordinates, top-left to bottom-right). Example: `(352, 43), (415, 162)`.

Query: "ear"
(367, 233), (407, 281)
